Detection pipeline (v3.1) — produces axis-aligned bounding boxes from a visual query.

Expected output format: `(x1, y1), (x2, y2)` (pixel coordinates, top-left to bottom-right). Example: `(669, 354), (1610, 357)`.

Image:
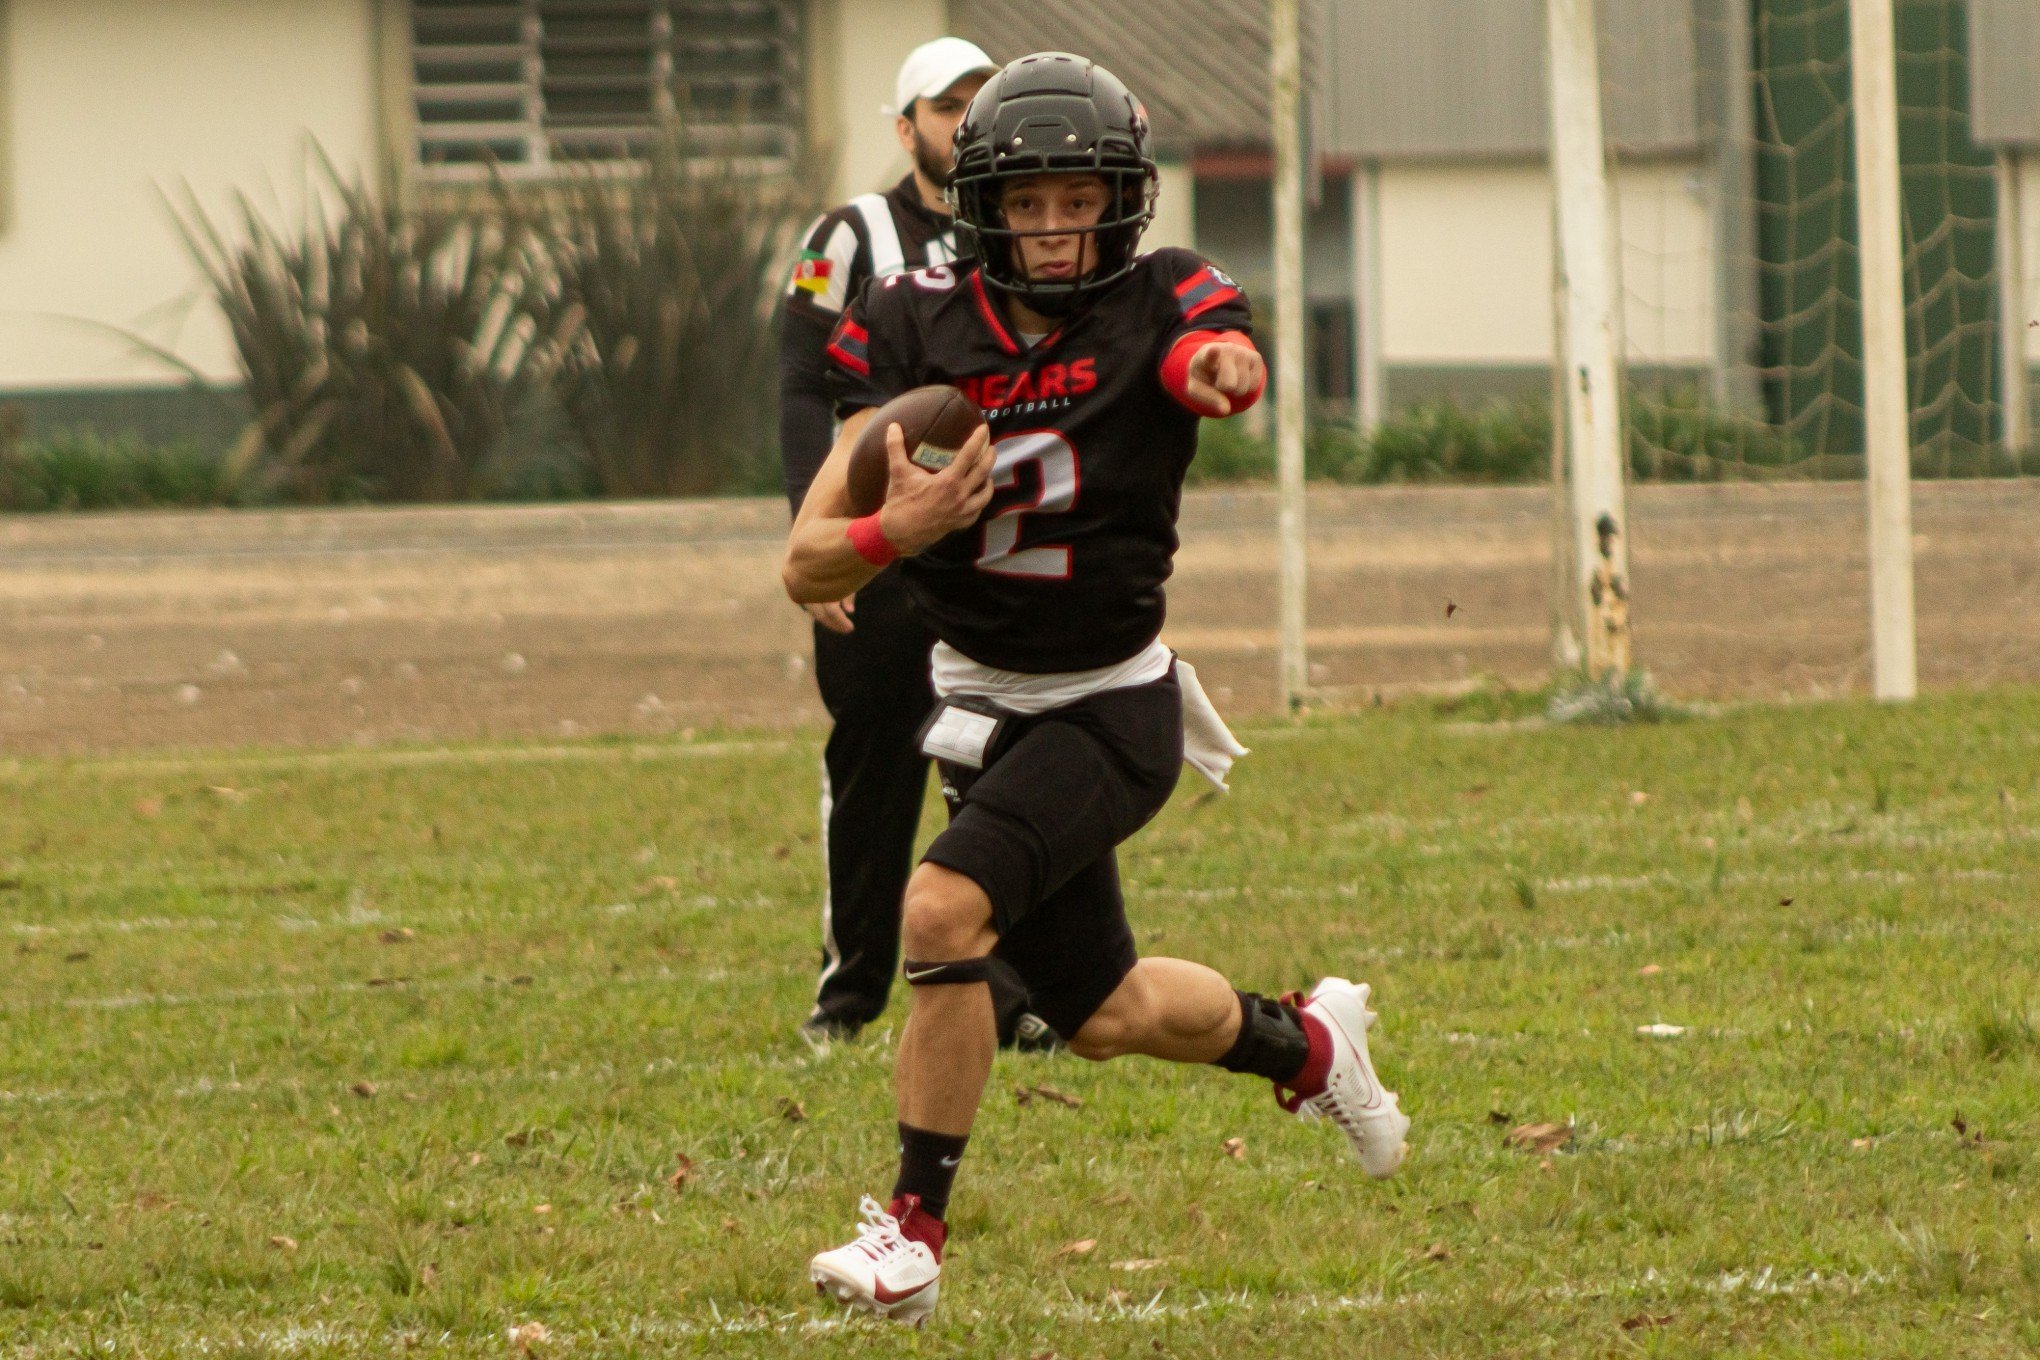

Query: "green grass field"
(3, 692), (2038, 1357)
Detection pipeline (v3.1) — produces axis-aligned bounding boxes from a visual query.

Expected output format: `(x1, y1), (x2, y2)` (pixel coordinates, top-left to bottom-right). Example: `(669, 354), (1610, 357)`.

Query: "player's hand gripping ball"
(845, 385), (988, 516)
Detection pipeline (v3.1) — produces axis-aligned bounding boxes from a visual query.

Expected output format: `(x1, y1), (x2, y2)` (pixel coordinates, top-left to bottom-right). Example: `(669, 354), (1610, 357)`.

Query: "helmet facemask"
(951, 167), (1156, 318)
(947, 53), (1159, 319)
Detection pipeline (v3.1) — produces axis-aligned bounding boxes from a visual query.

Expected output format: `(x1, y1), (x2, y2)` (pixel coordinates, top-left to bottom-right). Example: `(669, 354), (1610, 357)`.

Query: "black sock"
(892, 1123), (969, 1221)
(1210, 991), (1310, 1084)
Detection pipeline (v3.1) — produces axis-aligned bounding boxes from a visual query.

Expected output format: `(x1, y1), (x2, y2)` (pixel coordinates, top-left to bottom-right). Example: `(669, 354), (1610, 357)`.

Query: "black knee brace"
(903, 957), (997, 986)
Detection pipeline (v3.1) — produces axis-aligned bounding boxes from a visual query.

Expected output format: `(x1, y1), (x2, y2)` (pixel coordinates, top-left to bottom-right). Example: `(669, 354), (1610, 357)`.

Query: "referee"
(778, 37), (1047, 1050)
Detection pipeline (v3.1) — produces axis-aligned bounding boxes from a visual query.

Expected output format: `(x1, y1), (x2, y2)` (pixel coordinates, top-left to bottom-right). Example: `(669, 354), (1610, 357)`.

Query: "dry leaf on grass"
(636, 876), (679, 894)
(1055, 1238), (1097, 1258)
(669, 1154), (695, 1193)
(1417, 1242), (1450, 1261)
(776, 1097), (807, 1122)
(1620, 1313), (1673, 1331)
(379, 928), (415, 944)
(1638, 963), (1663, 976)
(1628, 790), (1650, 806)
(420, 1263), (438, 1291)
(507, 1321), (549, 1349)
(350, 1081), (377, 1099)
(268, 1235), (298, 1253)
(1851, 1137), (1875, 1149)
(531, 1204), (552, 1215)
(1504, 1122), (1572, 1153)
(208, 785), (249, 803)
(1110, 1258), (1167, 1272)
(1032, 1084), (1082, 1108)
(1221, 1137), (1246, 1160)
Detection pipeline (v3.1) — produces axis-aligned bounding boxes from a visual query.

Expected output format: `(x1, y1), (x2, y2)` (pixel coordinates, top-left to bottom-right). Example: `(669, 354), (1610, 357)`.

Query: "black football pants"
(807, 567), (1029, 1034)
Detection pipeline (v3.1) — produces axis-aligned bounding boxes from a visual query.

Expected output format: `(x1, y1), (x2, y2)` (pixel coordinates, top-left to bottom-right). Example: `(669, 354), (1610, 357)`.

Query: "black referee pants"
(807, 567), (1028, 1033)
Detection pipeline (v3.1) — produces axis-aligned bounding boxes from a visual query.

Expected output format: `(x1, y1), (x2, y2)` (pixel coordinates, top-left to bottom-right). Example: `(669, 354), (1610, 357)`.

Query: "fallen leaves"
(507, 1321), (548, 1349)
(379, 928), (415, 944)
(1055, 1238), (1097, 1259)
(775, 1097), (807, 1122)
(349, 1081), (378, 1099)
(1628, 789), (1650, 807)
(635, 876), (679, 894)
(269, 1235), (298, 1253)
(1620, 1313), (1674, 1331)
(1445, 600), (1459, 619)
(1416, 1242), (1451, 1262)
(1221, 1137), (1246, 1161)
(668, 1154), (695, 1193)
(1014, 1083), (1082, 1109)
(1638, 963), (1663, 977)
(1504, 1121), (1572, 1154)
(1110, 1257), (1167, 1272)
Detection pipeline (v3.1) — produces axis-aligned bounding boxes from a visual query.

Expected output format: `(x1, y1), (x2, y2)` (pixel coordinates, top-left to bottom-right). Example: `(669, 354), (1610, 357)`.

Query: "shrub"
(0, 412), (236, 512)
(529, 128), (820, 497)
(168, 149), (584, 503)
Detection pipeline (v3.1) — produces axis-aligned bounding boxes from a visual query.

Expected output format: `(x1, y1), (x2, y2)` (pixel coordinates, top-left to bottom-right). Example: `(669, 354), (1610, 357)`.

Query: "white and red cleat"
(1280, 978), (1411, 1178)
(808, 1194), (943, 1325)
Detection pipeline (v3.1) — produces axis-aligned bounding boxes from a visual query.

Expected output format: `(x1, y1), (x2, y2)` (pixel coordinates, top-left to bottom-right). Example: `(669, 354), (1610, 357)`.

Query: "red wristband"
(845, 513), (900, 566)
(1160, 329), (1263, 416)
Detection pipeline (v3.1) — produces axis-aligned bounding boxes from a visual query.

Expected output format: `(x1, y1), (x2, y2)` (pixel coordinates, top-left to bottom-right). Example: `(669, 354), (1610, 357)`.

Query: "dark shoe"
(1008, 1011), (1065, 1054)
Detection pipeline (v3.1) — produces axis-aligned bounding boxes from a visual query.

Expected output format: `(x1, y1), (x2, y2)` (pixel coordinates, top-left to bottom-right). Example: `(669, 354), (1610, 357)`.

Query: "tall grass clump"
(168, 150), (584, 503)
(530, 126), (819, 497)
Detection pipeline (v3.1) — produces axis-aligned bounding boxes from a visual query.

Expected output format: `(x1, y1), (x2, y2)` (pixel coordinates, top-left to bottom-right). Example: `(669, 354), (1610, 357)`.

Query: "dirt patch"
(4, 483), (2036, 756)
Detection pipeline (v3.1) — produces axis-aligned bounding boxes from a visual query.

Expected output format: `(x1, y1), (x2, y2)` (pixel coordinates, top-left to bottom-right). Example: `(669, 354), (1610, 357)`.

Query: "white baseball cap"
(892, 37), (997, 116)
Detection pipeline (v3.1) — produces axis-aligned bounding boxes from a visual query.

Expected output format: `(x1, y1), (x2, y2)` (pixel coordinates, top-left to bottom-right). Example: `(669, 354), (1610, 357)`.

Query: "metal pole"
(1545, 0), (1632, 678)
(1848, 0), (1917, 700)
(1998, 148), (2030, 459)
(1273, 0), (1309, 709)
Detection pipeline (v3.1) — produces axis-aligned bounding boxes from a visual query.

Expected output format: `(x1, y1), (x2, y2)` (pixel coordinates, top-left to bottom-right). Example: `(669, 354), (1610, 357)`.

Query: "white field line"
(0, 960), (743, 1019)
(7, 856), (2014, 944)
(6, 889), (757, 940)
(3, 737), (790, 782)
(1, 1265), (1897, 1356)
(0, 996), (857, 1113)
(9, 904), (2023, 1028)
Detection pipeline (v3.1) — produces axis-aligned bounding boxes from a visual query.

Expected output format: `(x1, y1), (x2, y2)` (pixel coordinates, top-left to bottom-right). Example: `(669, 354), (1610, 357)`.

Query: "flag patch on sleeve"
(792, 250), (834, 295)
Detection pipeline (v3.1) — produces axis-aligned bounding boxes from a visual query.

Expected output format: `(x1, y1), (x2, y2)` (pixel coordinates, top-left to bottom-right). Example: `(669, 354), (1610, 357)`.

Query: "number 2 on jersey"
(977, 431), (1078, 578)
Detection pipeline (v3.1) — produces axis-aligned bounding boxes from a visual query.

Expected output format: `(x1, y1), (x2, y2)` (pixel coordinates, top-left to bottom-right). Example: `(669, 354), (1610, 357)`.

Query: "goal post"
(1545, 0), (1634, 680)
(1848, 0), (1919, 701)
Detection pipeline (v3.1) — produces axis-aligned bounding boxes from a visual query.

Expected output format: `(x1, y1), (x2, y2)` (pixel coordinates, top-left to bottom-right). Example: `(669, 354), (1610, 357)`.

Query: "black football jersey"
(826, 248), (1253, 673)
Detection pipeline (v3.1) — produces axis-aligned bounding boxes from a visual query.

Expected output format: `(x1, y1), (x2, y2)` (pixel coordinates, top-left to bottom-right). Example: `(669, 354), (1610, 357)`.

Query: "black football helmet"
(948, 52), (1158, 317)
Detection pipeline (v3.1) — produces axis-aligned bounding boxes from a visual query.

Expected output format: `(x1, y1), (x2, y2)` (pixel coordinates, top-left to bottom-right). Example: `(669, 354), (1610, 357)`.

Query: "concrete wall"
(812, 0), (948, 203)
(0, 0), (381, 393)
(1378, 158), (1715, 367)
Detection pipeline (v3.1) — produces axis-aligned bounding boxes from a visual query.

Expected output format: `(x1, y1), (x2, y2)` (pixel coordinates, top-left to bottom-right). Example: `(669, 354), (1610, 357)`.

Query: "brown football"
(844, 385), (986, 516)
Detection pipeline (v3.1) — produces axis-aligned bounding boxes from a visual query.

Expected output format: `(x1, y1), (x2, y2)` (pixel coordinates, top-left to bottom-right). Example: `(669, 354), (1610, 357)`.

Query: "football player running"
(781, 52), (1410, 1325)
